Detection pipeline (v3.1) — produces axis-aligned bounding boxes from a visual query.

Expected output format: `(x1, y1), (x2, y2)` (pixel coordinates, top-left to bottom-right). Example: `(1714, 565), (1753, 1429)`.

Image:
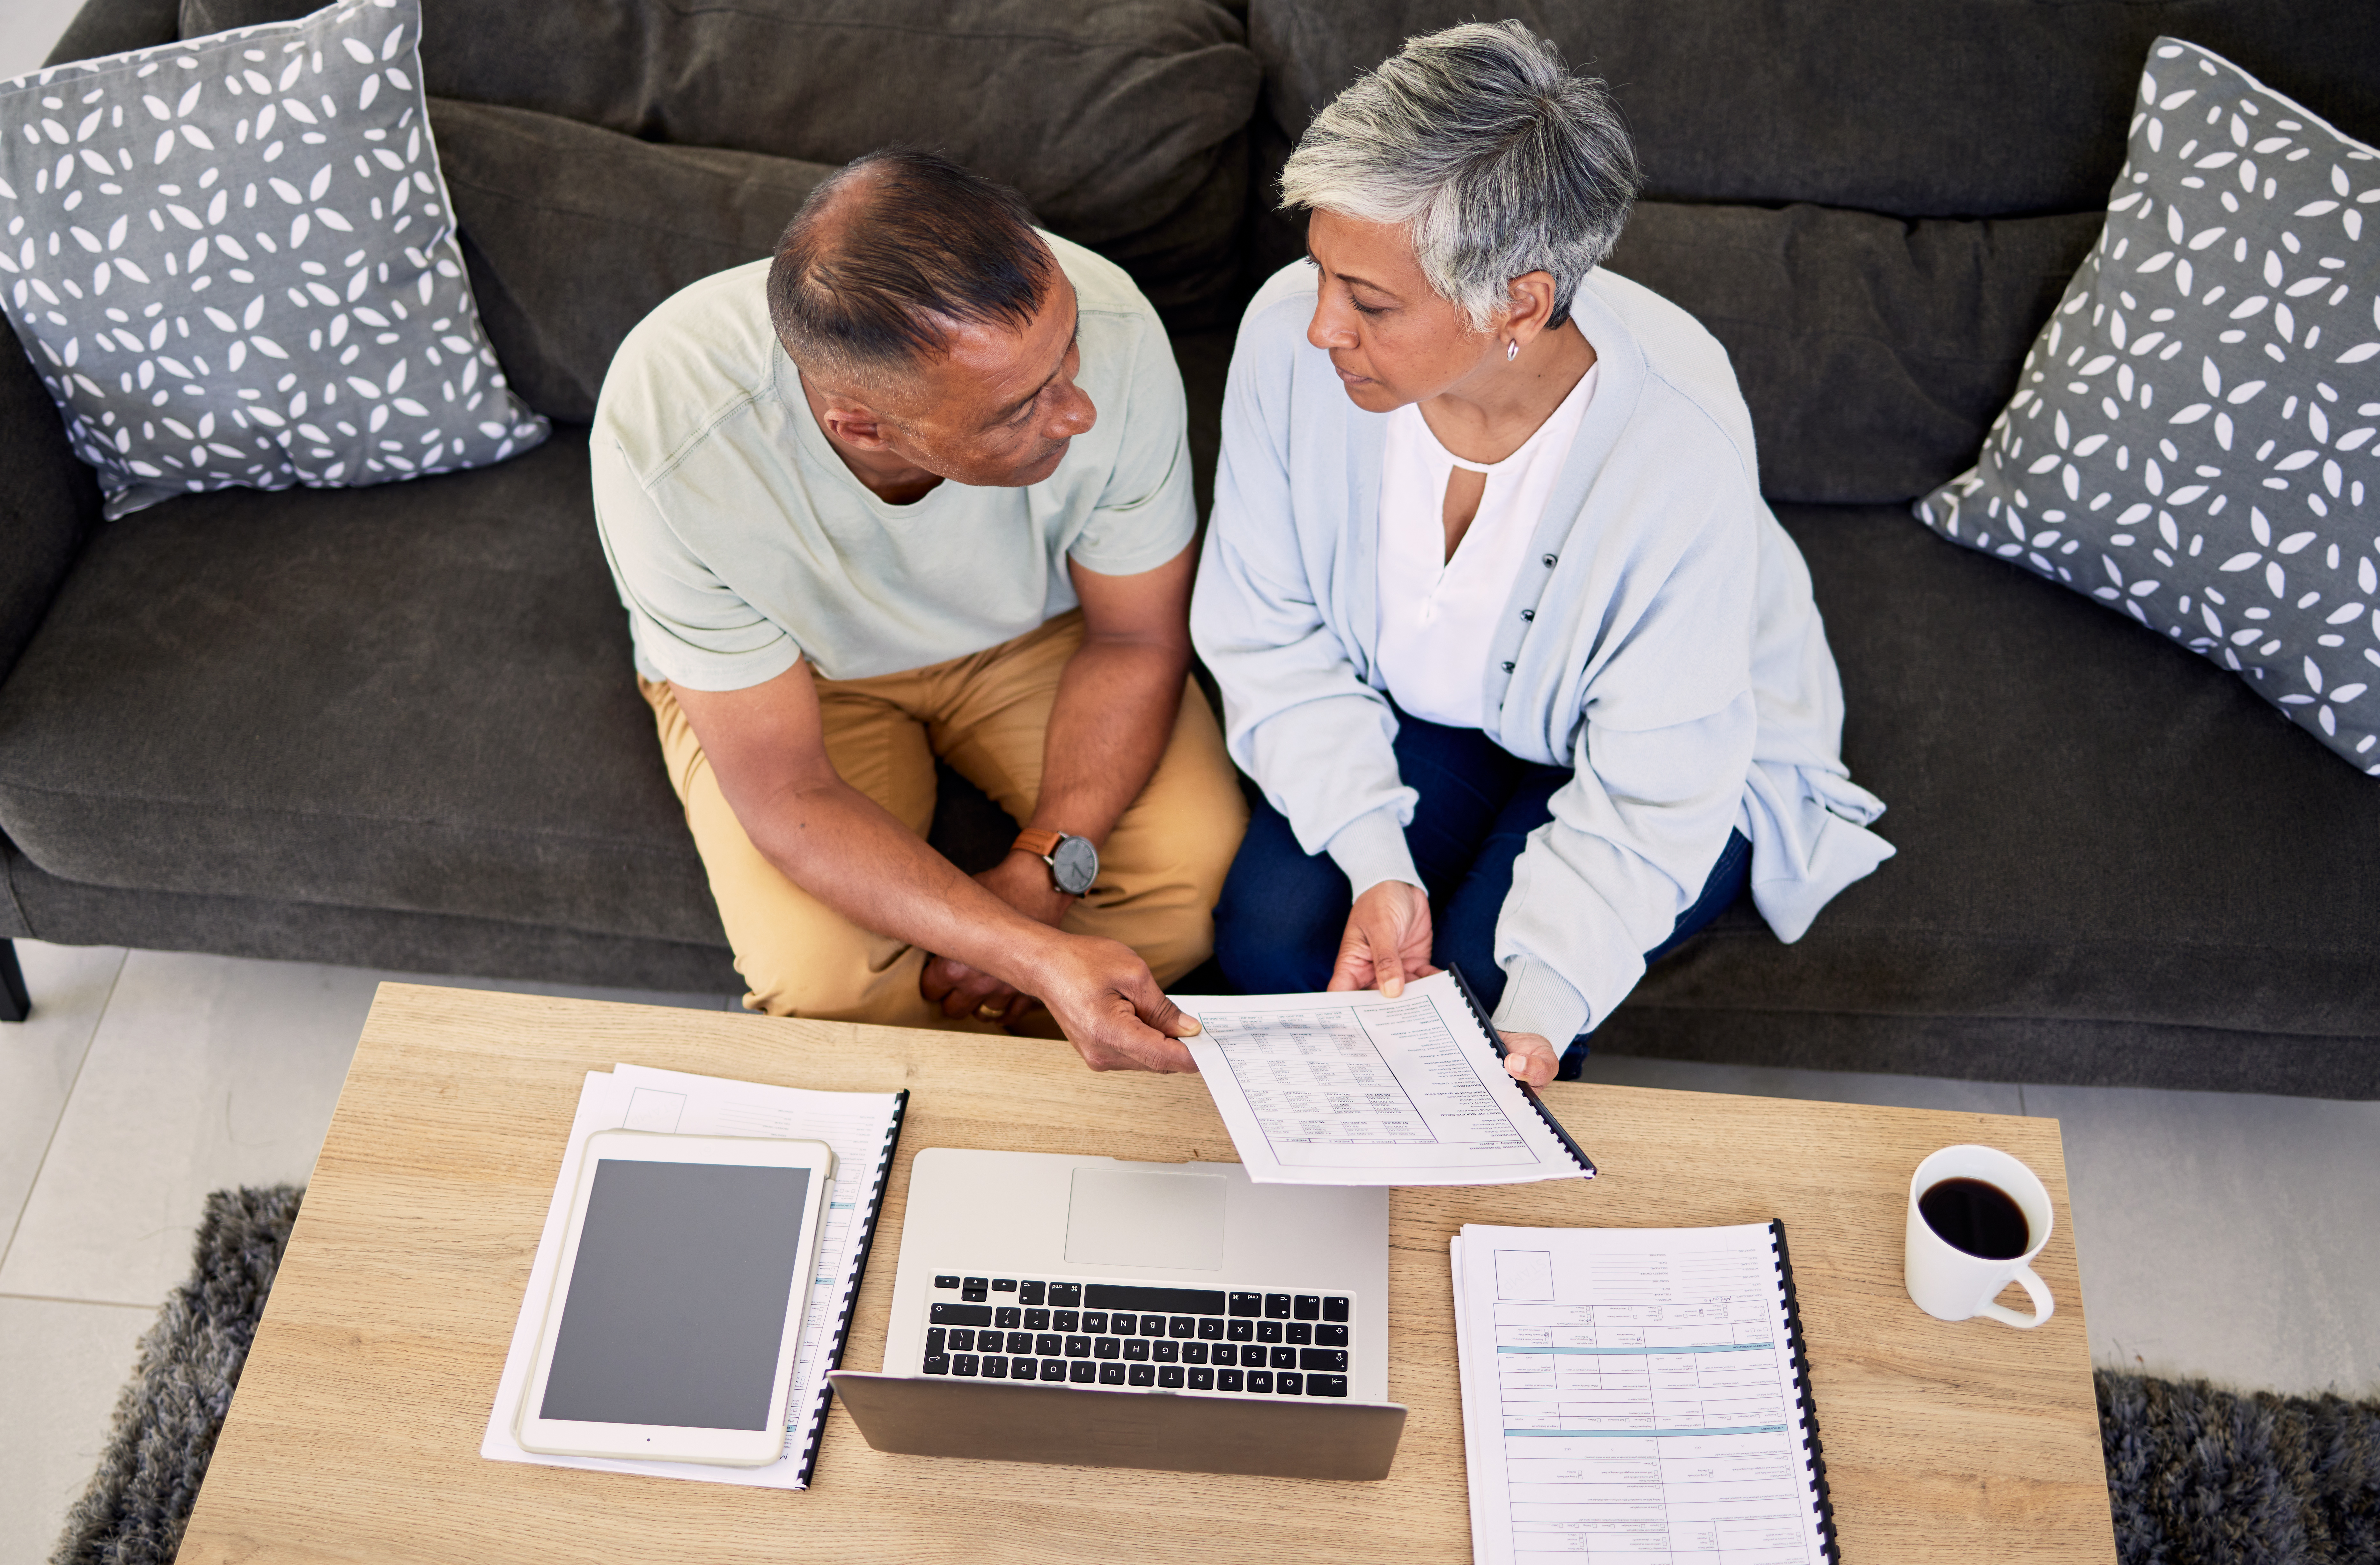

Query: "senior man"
(593, 148), (1246, 1071)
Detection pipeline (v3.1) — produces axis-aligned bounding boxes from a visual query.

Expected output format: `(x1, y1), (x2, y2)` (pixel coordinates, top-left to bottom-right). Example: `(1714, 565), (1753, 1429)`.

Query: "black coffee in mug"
(1917, 1176), (2031, 1261)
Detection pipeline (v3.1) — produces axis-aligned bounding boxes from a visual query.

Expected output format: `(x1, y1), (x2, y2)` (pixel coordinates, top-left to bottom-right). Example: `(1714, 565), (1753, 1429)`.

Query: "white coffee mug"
(1904, 1144), (2055, 1328)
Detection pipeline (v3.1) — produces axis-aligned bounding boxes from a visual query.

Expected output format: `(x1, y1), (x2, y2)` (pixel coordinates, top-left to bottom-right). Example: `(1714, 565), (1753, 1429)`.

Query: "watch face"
(1050, 835), (1099, 896)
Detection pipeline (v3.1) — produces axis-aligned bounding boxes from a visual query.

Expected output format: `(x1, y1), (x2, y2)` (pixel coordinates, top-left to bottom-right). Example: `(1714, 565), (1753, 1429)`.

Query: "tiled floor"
(3, 939), (2375, 1562)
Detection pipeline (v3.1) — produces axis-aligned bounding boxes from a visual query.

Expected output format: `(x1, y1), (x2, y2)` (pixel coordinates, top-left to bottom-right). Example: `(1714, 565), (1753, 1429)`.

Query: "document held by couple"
(1173, 971), (1595, 1186)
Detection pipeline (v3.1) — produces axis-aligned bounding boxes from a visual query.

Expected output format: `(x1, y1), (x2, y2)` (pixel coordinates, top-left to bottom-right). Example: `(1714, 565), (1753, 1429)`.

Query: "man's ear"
(816, 397), (893, 451)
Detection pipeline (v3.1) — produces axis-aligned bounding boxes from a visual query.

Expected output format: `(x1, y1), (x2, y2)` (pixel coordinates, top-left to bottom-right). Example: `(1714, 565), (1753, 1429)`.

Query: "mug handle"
(1972, 1265), (2054, 1329)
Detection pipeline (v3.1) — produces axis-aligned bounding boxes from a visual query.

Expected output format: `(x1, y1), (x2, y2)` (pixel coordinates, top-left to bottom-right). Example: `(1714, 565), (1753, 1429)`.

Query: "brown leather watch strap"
(1012, 828), (1064, 859)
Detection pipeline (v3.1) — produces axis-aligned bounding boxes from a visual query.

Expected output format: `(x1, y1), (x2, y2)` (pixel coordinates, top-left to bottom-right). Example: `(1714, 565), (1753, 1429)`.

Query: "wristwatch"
(1014, 827), (1099, 896)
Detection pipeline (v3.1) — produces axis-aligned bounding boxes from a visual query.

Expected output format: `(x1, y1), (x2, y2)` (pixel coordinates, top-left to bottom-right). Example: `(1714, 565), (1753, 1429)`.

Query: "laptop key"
(1300, 1348), (1348, 1373)
(931, 1303), (993, 1327)
(1158, 1365), (1185, 1388)
(1047, 1283), (1083, 1308)
(1228, 1292), (1263, 1318)
(954, 1354), (980, 1377)
(1094, 1337), (1121, 1360)
(933, 1275), (960, 1289)
(996, 1307), (1022, 1330)
(1196, 1316), (1225, 1340)
(1270, 1346), (1297, 1370)
(1127, 1363), (1156, 1387)
(1051, 1310), (1076, 1333)
(1122, 1339), (1150, 1362)
(1151, 1340), (1179, 1363)
(1139, 1314), (1166, 1336)
(1039, 1358), (1067, 1382)
(1263, 1294), (1291, 1319)
(1082, 1311), (1107, 1333)
(993, 1278), (1017, 1293)
(1287, 1322), (1311, 1345)
(1209, 1343), (1236, 1367)
(1182, 1342), (1208, 1365)
(1065, 1336), (1091, 1357)
(1306, 1374), (1348, 1398)
(1293, 1294), (1320, 1321)
(926, 1328), (947, 1357)
(1036, 1334), (1062, 1356)
(1322, 1296), (1349, 1323)
(948, 1329), (974, 1352)
(1318, 1323), (1349, 1347)
(1278, 1372), (1303, 1395)
(1069, 1360), (1097, 1384)
(1246, 1371), (1273, 1393)
(1168, 1316), (1196, 1339)
(1257, 1321), (1284, 1344)
(1018, 1281), (1046, 1306)
(1110, 1314), (1135, 1336)
(1098, 1362), (1126, 1385)
(1188, 1367), (1214, 1391)
(1227, 1319), (1254, 1342)
(1218, 1369), (1244, 1392)
(982, 1356), (1008, 1378)
(963, 1277), (990, 1302)
(1007, 1332), (1034, 1356)
(1024, 1308), (1050, 1332)
(925, 1354), (950, 1375)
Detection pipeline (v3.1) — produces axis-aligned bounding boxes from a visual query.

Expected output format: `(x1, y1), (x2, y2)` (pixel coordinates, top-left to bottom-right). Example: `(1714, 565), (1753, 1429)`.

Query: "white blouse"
(1374, 364), (1600, 729)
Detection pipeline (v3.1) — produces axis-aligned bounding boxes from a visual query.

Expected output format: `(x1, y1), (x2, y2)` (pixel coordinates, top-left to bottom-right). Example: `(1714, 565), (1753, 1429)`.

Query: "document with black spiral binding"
(1176, 969), (1594, 1186)
(1450, 1219), (1840, 1564)
(481, 1063), (908, 1491)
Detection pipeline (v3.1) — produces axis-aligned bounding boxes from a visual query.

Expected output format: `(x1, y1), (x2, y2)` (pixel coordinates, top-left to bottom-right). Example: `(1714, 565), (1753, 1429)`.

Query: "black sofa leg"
(0, 939), (27, 1023)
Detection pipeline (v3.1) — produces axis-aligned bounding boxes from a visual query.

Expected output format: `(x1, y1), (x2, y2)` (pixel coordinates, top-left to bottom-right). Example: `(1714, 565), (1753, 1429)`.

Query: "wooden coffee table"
(177, 984), (2116, 1563)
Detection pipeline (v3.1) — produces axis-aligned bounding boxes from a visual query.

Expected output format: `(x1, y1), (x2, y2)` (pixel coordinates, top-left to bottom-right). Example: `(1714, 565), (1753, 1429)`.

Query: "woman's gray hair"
(1280, 21), (1640, 332)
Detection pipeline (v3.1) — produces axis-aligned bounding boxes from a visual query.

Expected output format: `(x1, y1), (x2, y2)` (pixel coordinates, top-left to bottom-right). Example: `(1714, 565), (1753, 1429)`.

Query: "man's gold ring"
(975, 1001), (1006, 1022)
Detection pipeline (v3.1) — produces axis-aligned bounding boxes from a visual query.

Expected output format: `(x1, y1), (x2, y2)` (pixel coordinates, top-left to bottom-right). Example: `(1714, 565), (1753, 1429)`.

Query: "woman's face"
(1304, 209), (1497, 414)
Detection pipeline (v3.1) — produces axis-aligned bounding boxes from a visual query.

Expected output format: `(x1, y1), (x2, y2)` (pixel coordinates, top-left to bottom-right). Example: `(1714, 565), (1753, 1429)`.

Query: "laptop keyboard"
(919, 1273), (1353, 1398)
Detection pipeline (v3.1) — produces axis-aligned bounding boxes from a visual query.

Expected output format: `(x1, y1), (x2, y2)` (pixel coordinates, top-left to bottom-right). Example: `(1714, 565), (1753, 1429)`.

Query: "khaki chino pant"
(641, 610), (1248, 1027)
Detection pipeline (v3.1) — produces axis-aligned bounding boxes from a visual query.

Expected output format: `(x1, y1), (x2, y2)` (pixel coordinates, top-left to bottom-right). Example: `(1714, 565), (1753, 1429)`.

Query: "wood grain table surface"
(177, 983), (2116, 1564)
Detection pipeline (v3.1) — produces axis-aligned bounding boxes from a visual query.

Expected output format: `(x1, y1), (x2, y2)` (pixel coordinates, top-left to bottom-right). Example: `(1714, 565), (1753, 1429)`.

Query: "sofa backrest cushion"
(429, 101), (835, 425)
(181, 0), (1260, 320)
(1250, 0), (2380, 217)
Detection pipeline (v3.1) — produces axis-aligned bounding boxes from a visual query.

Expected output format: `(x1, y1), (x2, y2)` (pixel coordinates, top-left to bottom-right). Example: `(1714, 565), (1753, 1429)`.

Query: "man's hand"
(1029, 933), (1203, 1072)
(921, 851), (1075, 1022)
(1328, 880), (1440, 997)
(1497, 1030), (1561, 1088)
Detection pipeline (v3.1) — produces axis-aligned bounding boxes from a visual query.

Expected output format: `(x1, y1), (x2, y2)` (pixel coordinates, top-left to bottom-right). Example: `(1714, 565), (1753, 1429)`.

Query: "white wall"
(2, 0), (93, 80)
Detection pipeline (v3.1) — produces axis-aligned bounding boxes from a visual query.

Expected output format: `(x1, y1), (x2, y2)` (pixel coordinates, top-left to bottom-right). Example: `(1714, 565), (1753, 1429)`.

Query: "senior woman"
(1190, 21), (1894, 1088)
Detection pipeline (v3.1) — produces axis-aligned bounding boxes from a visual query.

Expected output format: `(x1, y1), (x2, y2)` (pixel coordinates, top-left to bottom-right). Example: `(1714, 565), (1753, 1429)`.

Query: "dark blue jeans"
(1213, 708), (1750, 1080)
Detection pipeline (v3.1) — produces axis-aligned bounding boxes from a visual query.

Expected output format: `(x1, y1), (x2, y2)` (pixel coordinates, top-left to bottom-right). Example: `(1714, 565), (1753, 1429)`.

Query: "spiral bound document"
(1175, 969), (1593, 1186)
(1450, 1220), (1839, 1564)
(480, 1064), (908, 1490)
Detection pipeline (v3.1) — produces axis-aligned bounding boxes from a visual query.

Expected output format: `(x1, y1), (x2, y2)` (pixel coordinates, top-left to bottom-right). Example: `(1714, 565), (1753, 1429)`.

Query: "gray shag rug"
(51, 1186), (302, 1565)
(50, 1185), (2380, 1564)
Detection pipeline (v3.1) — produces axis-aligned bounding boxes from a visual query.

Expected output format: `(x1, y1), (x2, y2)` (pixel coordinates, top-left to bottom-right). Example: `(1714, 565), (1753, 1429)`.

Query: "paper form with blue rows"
(1452, 1222), (1836, 1564)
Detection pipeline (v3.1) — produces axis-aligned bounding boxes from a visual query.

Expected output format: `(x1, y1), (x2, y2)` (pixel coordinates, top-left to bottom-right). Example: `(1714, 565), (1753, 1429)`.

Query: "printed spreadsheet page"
(1175, 973), (1584, 1185)
(1451, 1222), (1832, 1565)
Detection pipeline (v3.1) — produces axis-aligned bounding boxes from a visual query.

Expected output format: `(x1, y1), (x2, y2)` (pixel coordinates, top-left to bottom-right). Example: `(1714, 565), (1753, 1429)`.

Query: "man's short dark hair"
(768, 148), (1054, 386)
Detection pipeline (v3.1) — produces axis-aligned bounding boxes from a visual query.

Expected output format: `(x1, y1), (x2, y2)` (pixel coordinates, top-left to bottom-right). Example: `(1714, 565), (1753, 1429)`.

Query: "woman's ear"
(1500, 271), (1561, 352)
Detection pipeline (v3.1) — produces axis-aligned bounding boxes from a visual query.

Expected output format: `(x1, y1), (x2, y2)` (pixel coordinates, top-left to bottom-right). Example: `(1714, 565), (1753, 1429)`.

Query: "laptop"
(828, 1148), (1407, 1481)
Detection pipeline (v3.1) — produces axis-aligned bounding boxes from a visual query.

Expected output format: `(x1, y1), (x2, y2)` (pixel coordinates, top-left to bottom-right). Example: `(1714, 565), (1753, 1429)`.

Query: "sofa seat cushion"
(0, 432), (726, 947)
(1628, 503), (2380, 1040)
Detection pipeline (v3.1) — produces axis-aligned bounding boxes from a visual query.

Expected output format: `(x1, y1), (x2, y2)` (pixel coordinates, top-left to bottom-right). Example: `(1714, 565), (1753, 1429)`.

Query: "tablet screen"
(539, 1159), (812, 1431)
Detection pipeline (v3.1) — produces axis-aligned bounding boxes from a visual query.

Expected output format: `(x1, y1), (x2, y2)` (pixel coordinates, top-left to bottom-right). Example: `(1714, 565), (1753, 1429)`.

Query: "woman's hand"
(1496, 1031), (1561, 1088)
(1329, 881), (1440, 996)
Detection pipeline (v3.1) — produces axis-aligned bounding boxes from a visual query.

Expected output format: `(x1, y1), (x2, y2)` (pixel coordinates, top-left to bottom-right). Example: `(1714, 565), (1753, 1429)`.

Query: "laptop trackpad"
(1063, 1169), (1227, 1271)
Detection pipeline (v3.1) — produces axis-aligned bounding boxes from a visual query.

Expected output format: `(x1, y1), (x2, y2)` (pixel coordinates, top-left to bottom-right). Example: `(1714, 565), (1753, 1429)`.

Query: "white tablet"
(516, 1130), (836, 1466)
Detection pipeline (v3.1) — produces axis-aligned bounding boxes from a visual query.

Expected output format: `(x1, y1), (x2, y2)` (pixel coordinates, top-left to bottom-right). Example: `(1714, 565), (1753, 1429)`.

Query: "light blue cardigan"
(1191, 261), (1895, 1042)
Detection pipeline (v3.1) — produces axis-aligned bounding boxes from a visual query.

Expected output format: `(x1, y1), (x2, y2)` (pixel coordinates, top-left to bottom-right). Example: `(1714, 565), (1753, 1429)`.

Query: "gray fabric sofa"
(4, 0), (2375, 1097)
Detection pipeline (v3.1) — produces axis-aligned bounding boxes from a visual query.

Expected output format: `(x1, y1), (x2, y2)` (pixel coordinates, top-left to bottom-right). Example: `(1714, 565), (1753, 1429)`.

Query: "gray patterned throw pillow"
(1916, 38), (2380, 774)
(0, 0), (545, 518)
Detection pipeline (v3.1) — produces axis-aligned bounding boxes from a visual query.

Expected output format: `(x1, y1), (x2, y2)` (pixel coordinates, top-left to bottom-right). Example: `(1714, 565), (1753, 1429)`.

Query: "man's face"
(869, 268), (1096, 488)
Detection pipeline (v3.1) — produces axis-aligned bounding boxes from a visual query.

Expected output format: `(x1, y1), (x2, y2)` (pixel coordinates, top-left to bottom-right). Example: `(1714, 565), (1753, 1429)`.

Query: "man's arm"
(670, 663), (1198, 1070)
(921, 543), (1195, 1018)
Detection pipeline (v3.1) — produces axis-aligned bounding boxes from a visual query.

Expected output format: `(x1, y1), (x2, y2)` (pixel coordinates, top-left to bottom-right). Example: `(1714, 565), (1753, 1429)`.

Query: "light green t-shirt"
(591, 235), (1196, 688)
